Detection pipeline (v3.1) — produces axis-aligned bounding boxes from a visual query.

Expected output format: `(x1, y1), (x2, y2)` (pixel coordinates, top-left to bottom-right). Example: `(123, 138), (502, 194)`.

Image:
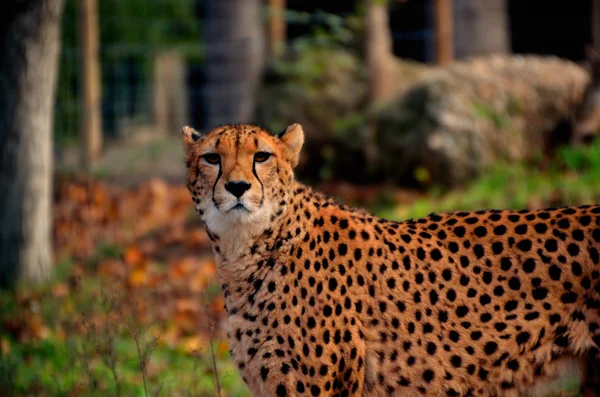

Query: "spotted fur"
(181, 123), (600, 397)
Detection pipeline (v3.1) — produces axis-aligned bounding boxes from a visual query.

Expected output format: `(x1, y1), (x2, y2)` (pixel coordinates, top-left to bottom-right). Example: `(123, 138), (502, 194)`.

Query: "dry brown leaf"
(27, 315), (50, 341)
(97, 259), (125, 278)
(210, 295), (225, 316)
(175, 298), (200, 314)
(179, 335), (206, 354)
(52, 282), (70, 298)
(123, 246), (145, 267)
(0, 336), (10, 355)
(128, 268), (148, 287)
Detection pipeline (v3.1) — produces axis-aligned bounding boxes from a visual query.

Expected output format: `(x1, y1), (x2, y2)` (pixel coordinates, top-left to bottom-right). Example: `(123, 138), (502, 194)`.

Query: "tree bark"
(267, 0), (286, 59)
(454, 0), (510, 59)
(203, 0), (265, 128)
(593, 0), (600, 50)
(0, 0), (65, 287)
(364, 0), (398, 106)
(434, 0), (454, 66)
(153, 51), (188, 135)
(363, 0), (398, 174)
(79, 0), (102, 172)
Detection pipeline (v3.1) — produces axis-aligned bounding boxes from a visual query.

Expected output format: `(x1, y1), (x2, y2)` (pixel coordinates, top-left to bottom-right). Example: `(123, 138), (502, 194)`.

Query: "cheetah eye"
(202, 153), (220, 165)
(254, 152), (272, 163)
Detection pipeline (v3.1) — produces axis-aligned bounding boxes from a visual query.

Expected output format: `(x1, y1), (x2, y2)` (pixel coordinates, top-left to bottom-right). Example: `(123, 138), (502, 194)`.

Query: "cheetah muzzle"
(181, 123), (600, 397)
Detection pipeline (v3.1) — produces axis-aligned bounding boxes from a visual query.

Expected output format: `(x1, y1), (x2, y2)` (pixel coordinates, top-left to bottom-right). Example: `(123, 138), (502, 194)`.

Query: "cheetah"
(180, 123), (600, 397)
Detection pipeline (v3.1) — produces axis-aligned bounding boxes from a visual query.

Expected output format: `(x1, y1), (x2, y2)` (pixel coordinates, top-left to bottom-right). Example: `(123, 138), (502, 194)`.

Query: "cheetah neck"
(208, 182), (319, 298)
(204, 210), (271, 262)
(205, 181), (309, 278)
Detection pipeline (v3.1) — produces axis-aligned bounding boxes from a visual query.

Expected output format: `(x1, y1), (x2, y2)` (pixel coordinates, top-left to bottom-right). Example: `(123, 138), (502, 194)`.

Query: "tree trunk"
(363, 0), (398, 174)
(79, 0), (102, 172)
(593, 0), (600, 50)
(203, 0), (265, 128)
(434, 0), (454, 66)
(454, 0), (510, 59)
(267, 0), (286, 59)
(364, 0), (398, 106)
(0, 0), (65, 287)
(153, 51), (189, 135)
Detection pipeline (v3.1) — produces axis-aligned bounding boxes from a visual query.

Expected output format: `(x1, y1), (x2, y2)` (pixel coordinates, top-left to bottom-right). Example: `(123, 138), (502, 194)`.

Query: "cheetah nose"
(225, 181), (251, 198)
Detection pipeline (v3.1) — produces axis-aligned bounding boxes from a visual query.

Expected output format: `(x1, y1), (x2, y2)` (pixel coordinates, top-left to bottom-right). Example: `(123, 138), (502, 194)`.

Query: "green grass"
(1, 336), (247, 397)
(0, 270), (250, 397)
(378, 140), (600, 221)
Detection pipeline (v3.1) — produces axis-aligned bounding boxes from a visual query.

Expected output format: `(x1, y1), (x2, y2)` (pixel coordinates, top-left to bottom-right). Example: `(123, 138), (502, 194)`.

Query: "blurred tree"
(79, 0), (102, 171)
(267, 0), (286, 59)
(454, 0), (510, 59)
(55, 0), (200, 143)
(594, 0), (600, 50)
(0, 0), (65, 287)
(434, 0), (453, 66)
(362, 0), (398, 175)
(203, 0), (265, 127)
(364, 0), (397, 106)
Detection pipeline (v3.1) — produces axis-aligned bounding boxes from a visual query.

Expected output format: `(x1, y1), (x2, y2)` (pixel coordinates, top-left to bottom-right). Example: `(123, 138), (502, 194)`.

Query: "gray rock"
(374, 55), (590, 187)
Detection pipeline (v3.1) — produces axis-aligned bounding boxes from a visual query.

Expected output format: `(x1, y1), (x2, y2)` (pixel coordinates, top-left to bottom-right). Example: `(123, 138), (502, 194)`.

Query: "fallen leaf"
(128, 268), (148, 287)
(123, 246), (145, 267)
(28, 315), (50, 341)
(0, 336), (10, 355)
(52, 282), (70, 298)
(175, 298), (200, 314)
(179, 335), (206, 354)
(210, 295), (225, 316)
(97, 259), (125, 278)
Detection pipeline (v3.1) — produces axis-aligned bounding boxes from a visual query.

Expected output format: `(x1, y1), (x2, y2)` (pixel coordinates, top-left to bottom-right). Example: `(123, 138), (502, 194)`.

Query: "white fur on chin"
(201, 201), (274, 260)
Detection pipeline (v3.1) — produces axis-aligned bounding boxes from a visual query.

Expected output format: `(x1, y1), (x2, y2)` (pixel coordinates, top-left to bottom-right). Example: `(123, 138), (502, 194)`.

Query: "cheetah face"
(181, 123), (304, 234)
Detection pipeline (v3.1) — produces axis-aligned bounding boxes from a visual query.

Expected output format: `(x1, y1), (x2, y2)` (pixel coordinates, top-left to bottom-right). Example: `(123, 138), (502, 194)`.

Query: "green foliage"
(2, 335), (248, 396)
(99, 0), (200, 49)
(284, 9), (361, 49)
(472, 102), (509, 129)
(381, 139), (600, 221)
(85, 241), (124, 270)
(505, 94), (525, 116)
(256, 8), (369, 181)
(55, 0), (201, 144)
(0, 269), (249, 397)
(555, 142), (600, 171)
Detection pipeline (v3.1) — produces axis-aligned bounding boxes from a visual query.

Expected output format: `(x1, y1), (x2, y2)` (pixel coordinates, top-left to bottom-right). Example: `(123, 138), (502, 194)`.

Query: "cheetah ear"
(278, 123), (304, 168)
(180, 126), (203, 153)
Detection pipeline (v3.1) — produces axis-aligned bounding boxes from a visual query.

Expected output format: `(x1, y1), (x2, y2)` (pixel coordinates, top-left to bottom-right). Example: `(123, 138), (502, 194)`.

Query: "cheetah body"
(181, 123), (600, 397)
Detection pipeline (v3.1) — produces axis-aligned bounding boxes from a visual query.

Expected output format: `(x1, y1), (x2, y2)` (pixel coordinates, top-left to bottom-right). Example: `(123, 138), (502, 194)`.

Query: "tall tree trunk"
(593, 0), (600, 50)
(267, 0), (286, 59)
(203, 0), (265, 128)
(454, 0), (510, 59)
(434, 0), (454, 66)
(0, 0), (65, 287)
(79, 0), (102, 172)
(364, 0), (397, 106)
(363, 0), (398, 174)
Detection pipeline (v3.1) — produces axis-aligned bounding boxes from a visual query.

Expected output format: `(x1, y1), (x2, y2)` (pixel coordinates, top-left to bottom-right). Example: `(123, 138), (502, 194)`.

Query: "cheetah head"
(181, 123), (304, 237)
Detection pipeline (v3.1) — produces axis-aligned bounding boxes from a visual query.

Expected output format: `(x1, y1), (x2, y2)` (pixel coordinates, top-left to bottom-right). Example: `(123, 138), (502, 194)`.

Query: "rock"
(255, 46), (431, 182)
(374, 54), (591, 187)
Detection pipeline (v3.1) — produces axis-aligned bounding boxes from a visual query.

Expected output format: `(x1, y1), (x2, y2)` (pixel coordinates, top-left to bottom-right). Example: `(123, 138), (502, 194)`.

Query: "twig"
(100, 288), (121, 397)
(152, 380), (165, 397)
(192, 349), (200, 397)
(132, 327), (150, 397)
(202, 290), (222, 396)
(208, 335), (223, 397)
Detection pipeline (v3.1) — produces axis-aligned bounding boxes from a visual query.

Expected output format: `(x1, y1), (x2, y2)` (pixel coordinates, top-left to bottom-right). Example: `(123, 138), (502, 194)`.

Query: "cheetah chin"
(181, 123), (600, 397)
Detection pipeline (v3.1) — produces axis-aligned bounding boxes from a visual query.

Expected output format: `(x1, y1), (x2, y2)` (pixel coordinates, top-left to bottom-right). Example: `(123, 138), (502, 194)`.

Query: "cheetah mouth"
(229, 202), (249, 212)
